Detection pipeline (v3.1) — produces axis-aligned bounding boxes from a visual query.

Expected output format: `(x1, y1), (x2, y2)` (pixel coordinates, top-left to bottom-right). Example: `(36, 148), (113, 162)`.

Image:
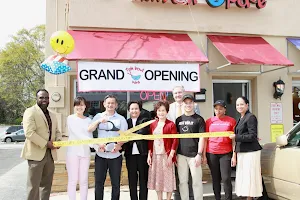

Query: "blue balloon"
(41, 60), (71, 75)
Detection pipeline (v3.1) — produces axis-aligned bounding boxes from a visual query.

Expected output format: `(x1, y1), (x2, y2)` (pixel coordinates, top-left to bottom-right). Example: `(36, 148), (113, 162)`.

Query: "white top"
(67, 114), (93, 157)
(153, 122), (165, 155)
(131, 118), (140, 155)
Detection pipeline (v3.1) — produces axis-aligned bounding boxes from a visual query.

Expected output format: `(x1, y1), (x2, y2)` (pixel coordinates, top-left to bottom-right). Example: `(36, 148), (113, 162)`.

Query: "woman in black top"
(229, 97), (263, 200)
(123, 101), (150, 200)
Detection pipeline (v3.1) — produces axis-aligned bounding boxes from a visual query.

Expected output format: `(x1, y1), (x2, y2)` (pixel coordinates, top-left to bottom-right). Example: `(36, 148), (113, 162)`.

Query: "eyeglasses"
(98, 121), (120, 131)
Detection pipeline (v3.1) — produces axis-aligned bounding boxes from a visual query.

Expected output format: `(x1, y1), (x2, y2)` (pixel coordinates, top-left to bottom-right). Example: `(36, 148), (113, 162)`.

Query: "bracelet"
(197, 152), (202, 156)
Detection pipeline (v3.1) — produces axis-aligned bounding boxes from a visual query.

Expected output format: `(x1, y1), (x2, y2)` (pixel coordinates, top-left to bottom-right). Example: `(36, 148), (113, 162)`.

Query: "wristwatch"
(197, 152), (202, 156)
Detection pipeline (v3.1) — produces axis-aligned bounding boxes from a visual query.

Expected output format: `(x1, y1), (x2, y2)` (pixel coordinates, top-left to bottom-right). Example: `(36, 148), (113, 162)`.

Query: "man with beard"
(21, 89), (62, 200)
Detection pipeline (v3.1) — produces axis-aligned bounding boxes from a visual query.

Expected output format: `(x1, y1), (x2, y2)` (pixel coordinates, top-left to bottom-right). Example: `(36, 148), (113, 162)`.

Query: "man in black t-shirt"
(175, 94), (206, 200)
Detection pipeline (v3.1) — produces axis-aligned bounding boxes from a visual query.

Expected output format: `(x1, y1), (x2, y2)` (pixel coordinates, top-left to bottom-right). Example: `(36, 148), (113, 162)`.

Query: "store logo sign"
(132, 0), (199, 5)
(206, 0), (267, 9)
(126, 66), (144, 84)
(132, 0), (266, 8)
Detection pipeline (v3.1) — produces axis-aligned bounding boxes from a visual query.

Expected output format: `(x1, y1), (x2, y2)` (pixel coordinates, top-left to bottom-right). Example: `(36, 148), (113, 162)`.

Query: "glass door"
(213, 80), (251, 121)
(292, 81), (300, 126)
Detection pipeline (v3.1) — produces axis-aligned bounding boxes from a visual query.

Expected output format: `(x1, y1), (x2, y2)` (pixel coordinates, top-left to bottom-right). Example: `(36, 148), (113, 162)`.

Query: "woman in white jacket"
(66, 96), (93, 200)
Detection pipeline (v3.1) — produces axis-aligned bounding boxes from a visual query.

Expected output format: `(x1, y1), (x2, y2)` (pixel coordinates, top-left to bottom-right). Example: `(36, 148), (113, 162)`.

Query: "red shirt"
(206, 116), (236, 154)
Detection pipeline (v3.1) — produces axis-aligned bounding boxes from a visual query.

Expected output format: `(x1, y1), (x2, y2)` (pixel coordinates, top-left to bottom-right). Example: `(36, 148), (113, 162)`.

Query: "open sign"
(140, 91), (170, 101)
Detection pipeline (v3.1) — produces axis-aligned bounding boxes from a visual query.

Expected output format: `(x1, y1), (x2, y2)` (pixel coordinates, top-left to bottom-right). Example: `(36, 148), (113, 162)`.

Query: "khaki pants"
(177, 154), (203, 200)
(27, 149), (54, 200)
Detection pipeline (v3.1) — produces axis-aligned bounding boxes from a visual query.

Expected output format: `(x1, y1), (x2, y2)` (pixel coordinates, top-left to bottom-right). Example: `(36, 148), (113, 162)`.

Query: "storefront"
(46, 0), (300, 192)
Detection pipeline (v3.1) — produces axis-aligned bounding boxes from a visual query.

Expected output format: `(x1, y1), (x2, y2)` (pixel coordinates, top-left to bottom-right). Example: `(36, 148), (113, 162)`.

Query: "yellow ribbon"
(53, 119), (233, 147)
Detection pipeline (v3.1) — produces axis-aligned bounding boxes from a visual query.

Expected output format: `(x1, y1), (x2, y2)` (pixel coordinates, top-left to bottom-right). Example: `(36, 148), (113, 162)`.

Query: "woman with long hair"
(229, 97), (263, 200)
(66, 96), (93, 200)
(147, 100), (178, 200)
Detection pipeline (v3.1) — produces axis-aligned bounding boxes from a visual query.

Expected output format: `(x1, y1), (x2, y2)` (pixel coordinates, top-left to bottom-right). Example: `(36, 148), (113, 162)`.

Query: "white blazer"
(167, 102), (200, 123)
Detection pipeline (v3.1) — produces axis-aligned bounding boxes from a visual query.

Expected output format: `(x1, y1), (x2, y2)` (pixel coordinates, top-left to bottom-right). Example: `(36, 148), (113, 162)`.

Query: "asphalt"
(0, 143), (27, 200)
(0, 145), (24, 177)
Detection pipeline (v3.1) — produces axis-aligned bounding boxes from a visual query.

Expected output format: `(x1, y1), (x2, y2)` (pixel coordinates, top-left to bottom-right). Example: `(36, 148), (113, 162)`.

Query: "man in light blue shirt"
(88, 94), (128, 200)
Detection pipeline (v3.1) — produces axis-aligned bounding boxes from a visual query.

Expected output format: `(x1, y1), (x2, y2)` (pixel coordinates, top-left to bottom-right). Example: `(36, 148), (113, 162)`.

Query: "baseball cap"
(182, 94), (194, 102)
(213, 100), (226, 108)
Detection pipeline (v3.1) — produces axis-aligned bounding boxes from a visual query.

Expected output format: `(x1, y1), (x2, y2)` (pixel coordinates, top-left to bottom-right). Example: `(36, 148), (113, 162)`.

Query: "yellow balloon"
(50, 31), (75, 55)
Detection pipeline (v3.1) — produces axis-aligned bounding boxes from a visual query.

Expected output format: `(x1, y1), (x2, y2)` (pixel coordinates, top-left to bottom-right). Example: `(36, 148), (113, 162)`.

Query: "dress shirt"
(91, 112), (128, 159)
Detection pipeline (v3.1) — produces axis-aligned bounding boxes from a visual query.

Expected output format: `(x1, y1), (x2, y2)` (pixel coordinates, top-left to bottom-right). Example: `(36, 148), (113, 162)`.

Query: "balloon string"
(187, 3), (208, 58)
(55, 0), (58, 31)
(65, 0), (70, 30)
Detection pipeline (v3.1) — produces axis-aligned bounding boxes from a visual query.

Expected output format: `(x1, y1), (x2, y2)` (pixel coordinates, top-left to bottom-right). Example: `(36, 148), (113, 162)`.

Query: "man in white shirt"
(167, 86), (200, 122)
(167, 86), (200, 200)
(88, 95), (128, 200)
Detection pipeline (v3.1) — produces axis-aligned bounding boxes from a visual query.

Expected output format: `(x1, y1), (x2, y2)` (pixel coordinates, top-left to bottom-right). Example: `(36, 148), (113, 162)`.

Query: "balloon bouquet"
(41, 31), (75, 74)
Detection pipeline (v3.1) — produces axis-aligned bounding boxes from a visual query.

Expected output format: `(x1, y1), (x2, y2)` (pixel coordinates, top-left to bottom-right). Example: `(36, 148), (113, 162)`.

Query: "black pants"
(125, 154), (149, 200)
(95, 155), (123, 200)
(174, 167), (194, 200)
(207, 152), (232, 200)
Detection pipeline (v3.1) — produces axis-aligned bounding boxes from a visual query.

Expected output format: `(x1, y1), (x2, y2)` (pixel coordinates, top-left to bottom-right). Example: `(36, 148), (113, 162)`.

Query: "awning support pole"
(261, 66), (289, 74)
(207, 63), (231, 73)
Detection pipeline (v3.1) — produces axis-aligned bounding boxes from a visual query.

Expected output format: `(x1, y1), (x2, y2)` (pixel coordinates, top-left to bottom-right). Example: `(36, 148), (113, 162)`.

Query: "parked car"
(261, 122), (300, 200)
(3, 125), (23, 135)
(0, 129), (25, 143)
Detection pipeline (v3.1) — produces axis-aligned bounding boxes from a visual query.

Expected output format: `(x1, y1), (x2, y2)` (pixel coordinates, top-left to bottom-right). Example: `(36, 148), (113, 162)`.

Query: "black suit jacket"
(140, 108), (151, 120)
(124, 116), (150, 156)
(234, 111), (262, 152)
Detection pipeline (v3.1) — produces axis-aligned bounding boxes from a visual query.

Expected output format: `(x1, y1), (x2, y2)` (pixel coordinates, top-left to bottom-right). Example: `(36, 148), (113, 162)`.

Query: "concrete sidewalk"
(50, 182), (237, 200)
(0, 159), (237, 200)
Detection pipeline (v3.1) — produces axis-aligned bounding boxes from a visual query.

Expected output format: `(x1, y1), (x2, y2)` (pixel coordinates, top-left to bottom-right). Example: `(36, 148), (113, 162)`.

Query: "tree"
(0, 25), (45, 124)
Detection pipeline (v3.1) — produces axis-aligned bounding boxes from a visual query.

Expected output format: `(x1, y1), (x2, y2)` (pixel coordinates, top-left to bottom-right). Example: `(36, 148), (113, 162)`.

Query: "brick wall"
(51, 157), (212, 193)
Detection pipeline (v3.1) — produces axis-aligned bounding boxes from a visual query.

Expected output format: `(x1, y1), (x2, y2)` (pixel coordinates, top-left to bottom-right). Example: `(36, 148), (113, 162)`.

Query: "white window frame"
(212, 79), (252, 113)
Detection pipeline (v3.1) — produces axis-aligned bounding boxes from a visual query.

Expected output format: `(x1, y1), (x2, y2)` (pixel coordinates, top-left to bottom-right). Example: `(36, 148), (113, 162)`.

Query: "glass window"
(90, 101), (100, 108)
(292, 82), (300, 126)
(75, 81), (128, 118)
(74, 81), (176, 119)
(129, 91), (174, 113)
(287, 123), (300, 147)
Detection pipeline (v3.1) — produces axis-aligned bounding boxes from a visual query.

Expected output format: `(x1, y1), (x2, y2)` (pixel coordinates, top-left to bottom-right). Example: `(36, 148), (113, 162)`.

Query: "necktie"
(176, 104), (182, 119)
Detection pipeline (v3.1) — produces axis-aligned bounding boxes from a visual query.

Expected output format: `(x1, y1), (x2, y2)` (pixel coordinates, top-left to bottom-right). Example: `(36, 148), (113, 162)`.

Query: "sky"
(0, 0), (46, 49)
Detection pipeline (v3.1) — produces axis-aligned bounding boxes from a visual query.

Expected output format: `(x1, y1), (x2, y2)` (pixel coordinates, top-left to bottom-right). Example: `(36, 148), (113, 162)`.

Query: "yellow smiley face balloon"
(50, 31), (75, 55)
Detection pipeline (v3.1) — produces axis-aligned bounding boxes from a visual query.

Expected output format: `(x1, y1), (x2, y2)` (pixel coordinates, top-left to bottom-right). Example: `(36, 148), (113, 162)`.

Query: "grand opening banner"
(77, 61), (200, 92)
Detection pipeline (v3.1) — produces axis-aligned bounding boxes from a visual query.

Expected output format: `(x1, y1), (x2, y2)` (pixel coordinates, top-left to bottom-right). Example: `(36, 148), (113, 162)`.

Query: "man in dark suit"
(123, 101), (150, 200)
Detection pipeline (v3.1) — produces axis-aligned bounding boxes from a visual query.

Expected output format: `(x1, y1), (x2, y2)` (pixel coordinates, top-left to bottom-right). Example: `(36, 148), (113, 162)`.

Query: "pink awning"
(67, 30), (209, 63)
(207, 35), (294, 66)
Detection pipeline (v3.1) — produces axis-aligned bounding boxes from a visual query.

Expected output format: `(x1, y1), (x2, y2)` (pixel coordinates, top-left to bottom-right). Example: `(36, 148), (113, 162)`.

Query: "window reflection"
(75, 81), (175, 119)
(75, 82), (128, 119)
(292, 86), (300, 126)
(130, 91), (174, 114)
(287, 124), (300, 147)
